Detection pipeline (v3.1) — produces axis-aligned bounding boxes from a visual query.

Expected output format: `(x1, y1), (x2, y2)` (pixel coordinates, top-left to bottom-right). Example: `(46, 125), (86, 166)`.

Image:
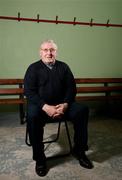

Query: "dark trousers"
(27, 102), (89, 162)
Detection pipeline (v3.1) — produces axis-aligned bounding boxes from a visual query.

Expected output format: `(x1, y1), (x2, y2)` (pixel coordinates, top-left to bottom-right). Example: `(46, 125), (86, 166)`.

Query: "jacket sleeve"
(24, 64), (45, 109)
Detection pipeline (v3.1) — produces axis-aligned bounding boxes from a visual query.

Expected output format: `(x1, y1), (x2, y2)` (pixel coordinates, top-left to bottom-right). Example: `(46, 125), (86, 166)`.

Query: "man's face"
(40, 42), (57, 64)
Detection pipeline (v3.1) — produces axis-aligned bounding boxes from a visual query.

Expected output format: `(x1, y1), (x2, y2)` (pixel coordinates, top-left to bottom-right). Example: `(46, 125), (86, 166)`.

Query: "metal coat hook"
(73, 17), (76, 25)
(106, 19), (110, 27)
(90, 18), (93, 26)
(56, 16), (58, 24)
(37, 14), (40, 23)
(18, 12), (21, 22)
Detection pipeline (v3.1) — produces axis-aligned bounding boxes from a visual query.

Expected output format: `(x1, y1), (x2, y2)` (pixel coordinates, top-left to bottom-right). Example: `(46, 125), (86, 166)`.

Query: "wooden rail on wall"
(0, 13), (122, 28)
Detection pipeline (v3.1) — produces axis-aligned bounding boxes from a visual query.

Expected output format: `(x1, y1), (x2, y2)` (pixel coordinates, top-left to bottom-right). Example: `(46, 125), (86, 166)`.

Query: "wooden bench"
(75, 78), (122, 101)
(0, 78), (122, 124)
(0, 79), (25, 124)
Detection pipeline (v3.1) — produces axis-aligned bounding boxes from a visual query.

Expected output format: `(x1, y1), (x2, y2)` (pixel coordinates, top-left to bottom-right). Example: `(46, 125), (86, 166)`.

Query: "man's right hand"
(42, 104), (63, 118)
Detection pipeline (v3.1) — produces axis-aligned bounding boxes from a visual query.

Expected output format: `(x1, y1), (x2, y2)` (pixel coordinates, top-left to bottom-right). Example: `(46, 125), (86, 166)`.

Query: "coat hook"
(18, 12), (21, 22)
(106, 19), (110, 27)
(56, 16), (58, 24)
(73, 17), (76, 25)
(37, 14), (40, 23)
(90, 18), (93, 26)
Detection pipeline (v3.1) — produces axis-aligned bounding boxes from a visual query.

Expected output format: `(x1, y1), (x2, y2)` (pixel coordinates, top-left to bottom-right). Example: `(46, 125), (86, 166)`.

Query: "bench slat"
(75, 78), (122, 84)
(0, 79), (23, 85)
(1, 78), (122, 84)
(76, 95), (122, 101)
(0, 88), (24, 95)
(0, 98), (26, 104)
(76, 86), (122, 93)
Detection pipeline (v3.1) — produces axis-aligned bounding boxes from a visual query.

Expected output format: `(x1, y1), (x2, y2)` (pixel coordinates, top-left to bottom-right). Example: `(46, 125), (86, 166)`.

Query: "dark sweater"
(24, 60), (76, 108)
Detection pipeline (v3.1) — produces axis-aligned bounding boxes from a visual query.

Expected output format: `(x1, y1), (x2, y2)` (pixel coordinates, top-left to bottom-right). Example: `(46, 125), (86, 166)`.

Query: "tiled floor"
(0, 112), (122, 180)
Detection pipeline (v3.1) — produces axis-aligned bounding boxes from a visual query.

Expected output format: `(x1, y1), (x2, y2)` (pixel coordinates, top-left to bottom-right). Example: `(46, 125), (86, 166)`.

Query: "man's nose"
(47, 50), (53, 55)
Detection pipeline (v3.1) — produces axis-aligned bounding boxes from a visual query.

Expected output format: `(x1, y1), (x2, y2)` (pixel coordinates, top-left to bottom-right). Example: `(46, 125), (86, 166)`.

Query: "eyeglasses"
(41, 48), (56, 53)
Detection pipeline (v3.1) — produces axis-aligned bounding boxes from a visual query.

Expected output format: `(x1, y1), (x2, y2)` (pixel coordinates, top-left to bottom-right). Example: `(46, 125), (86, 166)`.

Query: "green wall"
(0, 0), (122, 78)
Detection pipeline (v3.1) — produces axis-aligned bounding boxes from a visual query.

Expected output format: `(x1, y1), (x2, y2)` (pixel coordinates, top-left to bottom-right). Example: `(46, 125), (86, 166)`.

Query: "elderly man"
(24, 40), (93, 177)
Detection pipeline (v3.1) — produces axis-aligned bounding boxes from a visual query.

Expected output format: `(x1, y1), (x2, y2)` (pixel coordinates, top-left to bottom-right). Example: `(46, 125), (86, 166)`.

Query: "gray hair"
(40, 39), (58, 50)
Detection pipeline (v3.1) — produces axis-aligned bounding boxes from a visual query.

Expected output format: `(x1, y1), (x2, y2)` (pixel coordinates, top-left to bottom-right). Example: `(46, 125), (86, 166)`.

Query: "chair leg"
(43, 120), (61, 144)
(19, 104), (26, 124)
(25, 121), (61, 146)
(25, 119), (72, 159)
(64, 119), (72, 153)
(46, 120), (72, 159)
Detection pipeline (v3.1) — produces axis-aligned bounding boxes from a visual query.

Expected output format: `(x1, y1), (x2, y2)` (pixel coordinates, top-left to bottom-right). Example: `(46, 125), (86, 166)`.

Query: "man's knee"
(68, 102), (89, 120)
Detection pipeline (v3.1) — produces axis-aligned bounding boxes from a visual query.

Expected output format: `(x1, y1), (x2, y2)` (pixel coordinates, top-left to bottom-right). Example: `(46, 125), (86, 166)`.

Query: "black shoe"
(72, 149), (94, 169)
(35, 161), (47, 177)
(78, 153), (94, 169)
